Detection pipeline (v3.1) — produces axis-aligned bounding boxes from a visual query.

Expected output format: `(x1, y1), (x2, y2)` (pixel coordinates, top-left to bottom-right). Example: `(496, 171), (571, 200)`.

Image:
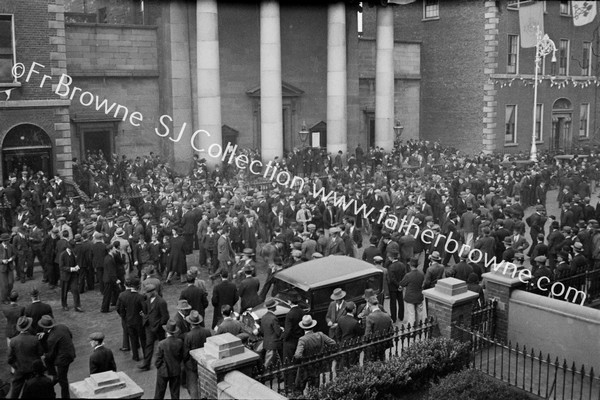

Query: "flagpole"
(530, 26), (557, 162)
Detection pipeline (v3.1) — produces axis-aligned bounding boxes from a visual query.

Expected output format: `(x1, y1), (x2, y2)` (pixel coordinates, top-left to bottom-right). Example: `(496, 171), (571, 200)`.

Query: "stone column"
(375, 5), (395, 151)
(260, 0), (283, 162)
(192, 333), (260, 399)
(327, 2), (347, 155)
(423, 278), (479, 341)
(197, 0), (222, 167)
(482, 268), (525, 342)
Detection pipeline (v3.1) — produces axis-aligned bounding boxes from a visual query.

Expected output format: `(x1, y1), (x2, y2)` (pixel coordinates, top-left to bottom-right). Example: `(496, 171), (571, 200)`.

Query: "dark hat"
(9, 290), (18, 301)
(0, 233), (10, 242)
(430, 251), (442, 261)
(242, 248), (255, 256)
(364, 288), (375, 299)
(503, 236), (513, 244)
(558, 251), (569, 260)
(381, 232), (391, 239)
(74, 234), (83, 243)
(163, 319), (180, 335)
(298, 315), (317, 330)
(243, 264), (254, 273)
(37, 315), (56, 329)
(265, 298), (277, 310)
(186, 310), (204, 325)
(330, 288), (346, 300)
(145, 283), (157, 293)
(534, 255), (547, 264)
(16, 316), (32, 332)
(176, 300), (192, 310)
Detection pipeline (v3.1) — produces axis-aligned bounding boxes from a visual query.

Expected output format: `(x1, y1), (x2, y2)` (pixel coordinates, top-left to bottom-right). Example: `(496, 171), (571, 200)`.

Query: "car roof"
(274, 256), (383, 292)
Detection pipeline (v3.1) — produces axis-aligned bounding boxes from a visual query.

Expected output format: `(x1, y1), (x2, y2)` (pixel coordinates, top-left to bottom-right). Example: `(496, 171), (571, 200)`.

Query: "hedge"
(427, 369), (536, 400)
(303, 337), (471, 400)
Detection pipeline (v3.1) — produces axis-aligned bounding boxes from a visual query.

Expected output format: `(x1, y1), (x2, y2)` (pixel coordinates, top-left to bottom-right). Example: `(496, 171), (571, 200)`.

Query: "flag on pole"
(519, 1), (544, 48)
(572, 1), (597, 26)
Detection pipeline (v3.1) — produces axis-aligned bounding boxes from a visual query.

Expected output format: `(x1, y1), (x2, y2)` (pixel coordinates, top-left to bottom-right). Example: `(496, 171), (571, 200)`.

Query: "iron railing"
(455, 326), (600, 400)
(470, 299), (497, 339)
(525, 265), (600, 306)
(251, 317), (437, 397)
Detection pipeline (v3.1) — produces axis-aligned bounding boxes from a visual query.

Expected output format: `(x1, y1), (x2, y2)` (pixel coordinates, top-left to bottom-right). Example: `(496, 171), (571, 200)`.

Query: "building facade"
(0, 0), (421, 178)
(364, 0), (599, 155)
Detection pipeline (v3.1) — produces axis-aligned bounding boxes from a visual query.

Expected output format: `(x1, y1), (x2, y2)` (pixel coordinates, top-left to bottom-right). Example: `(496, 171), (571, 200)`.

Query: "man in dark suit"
(38, 315), (75, 399)
(91, 232), (107, 292)
(179, 272), (208, 324)
(0, 233), (16, 303)
(361, 236), (381, 264)
(336, 302), (363, 369)
(211, 270), (239, 329)
(180, 204), (196, 255)
(387, 252), (407, 323)
(453, 253), (474, 282)
(238, 266), (260, 312)
(139, 283), (169, 371)
(260, 299), (282, 367)
(88, 332), (116, 375)
(8, 316), (44, 398)
(101, 243), (120, 313)
(364, 296), (393, 361)
(21, 359), (55, 399)
(400, 258), (426, 326)
(116, 277), (146, 362)
(183, 311), (211, 399)
(59, 244), (82, 312)
(282, 297), (304, 365)
(154, 320), (184, 400)
(24, 288), (53, 335)
(1, 291), (24, 353)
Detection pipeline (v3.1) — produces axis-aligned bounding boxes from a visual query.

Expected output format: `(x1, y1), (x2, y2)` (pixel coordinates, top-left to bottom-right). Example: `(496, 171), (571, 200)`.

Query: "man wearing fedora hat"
(0, 233), (15, 304)
(364, 296), (393, 362)
(154, 320), (184, 400)
(294, 314), (336, 391)
(24, 288), (53, 335)
(183, 310), (211, 398)
(260, 299), (283, 368)
(37, 315), (75, 399)
(8, 316), (44, 398)
(211, 270), (238, 329)
(173, 299), (192, 341)
(570, 242), (588, 275)
(423, 251), (444, 290)
(325, 288), (346, 338)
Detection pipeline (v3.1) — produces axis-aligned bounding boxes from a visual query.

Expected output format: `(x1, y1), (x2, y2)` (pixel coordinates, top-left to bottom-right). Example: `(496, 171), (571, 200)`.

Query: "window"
(535, 104), (543, 142)
(423, 0), (439, 20)
(560, 0), (571, 15)
(579, 103), (590, 138)
(507, 1), (546, 11)
(559, 39), (569, 76)
(507, 35), (519, 74)
(505, 105), (517, 144)
(0, 15), (15, 84)
(582, 42), (592, 76)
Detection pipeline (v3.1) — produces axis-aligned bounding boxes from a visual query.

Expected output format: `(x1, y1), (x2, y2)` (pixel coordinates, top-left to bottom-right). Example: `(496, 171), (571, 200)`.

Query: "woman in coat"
(167, 227), (187, 284)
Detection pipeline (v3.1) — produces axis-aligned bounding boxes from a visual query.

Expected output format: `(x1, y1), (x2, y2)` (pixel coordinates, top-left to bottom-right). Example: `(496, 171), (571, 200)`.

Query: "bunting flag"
(2, 88), (13, 101)
(572, 1), (597, 26)
(519, 1), (544, 48)
(387, 0), (416, 4)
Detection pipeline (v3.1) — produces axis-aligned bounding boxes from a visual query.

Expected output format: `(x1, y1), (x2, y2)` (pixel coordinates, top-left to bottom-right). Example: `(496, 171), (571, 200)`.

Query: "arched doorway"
(2, 124), (53, 180)
(551, 98), (573, 153)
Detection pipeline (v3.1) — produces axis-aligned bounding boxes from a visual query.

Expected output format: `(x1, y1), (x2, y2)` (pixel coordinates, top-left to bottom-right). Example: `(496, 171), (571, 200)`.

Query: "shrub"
(427, 369), (535, 400)
(303, 337), (471, 400)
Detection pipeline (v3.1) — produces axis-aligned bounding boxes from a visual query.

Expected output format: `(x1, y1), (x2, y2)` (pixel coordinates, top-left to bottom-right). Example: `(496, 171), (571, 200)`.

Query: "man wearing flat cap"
(364, 296), (393, 361)
(8, 316), (44, 398)
(325, 227), (345, 256)
(88, 332), (116, 375)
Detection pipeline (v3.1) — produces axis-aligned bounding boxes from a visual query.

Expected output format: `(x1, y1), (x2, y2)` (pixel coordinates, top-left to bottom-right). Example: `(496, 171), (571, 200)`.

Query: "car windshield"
(274, 279), (311, 310)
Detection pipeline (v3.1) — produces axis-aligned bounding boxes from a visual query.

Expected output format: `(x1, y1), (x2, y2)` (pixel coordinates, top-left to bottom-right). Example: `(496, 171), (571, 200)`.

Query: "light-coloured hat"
(299, 315), (317, 330)
(330, 288), (346, 300)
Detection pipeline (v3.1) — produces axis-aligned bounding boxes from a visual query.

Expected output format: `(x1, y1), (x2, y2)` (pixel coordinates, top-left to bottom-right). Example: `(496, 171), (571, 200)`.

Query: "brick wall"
(364, 1), (486, 154)
(65, 23), (158, 74)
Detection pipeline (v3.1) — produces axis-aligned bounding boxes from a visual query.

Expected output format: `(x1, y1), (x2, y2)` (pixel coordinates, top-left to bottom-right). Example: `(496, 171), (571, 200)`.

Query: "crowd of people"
(0, 139), (600, 398)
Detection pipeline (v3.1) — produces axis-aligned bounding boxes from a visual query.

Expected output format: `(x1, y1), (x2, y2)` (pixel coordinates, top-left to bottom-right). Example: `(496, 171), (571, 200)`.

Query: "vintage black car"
(250, 256), (384, 333)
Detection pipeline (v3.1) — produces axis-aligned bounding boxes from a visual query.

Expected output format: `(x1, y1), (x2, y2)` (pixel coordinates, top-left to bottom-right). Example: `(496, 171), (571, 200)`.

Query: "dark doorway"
(365, 112), (375, 148)
(84, 130), (112, 160)
(3, 149), (52, 180)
